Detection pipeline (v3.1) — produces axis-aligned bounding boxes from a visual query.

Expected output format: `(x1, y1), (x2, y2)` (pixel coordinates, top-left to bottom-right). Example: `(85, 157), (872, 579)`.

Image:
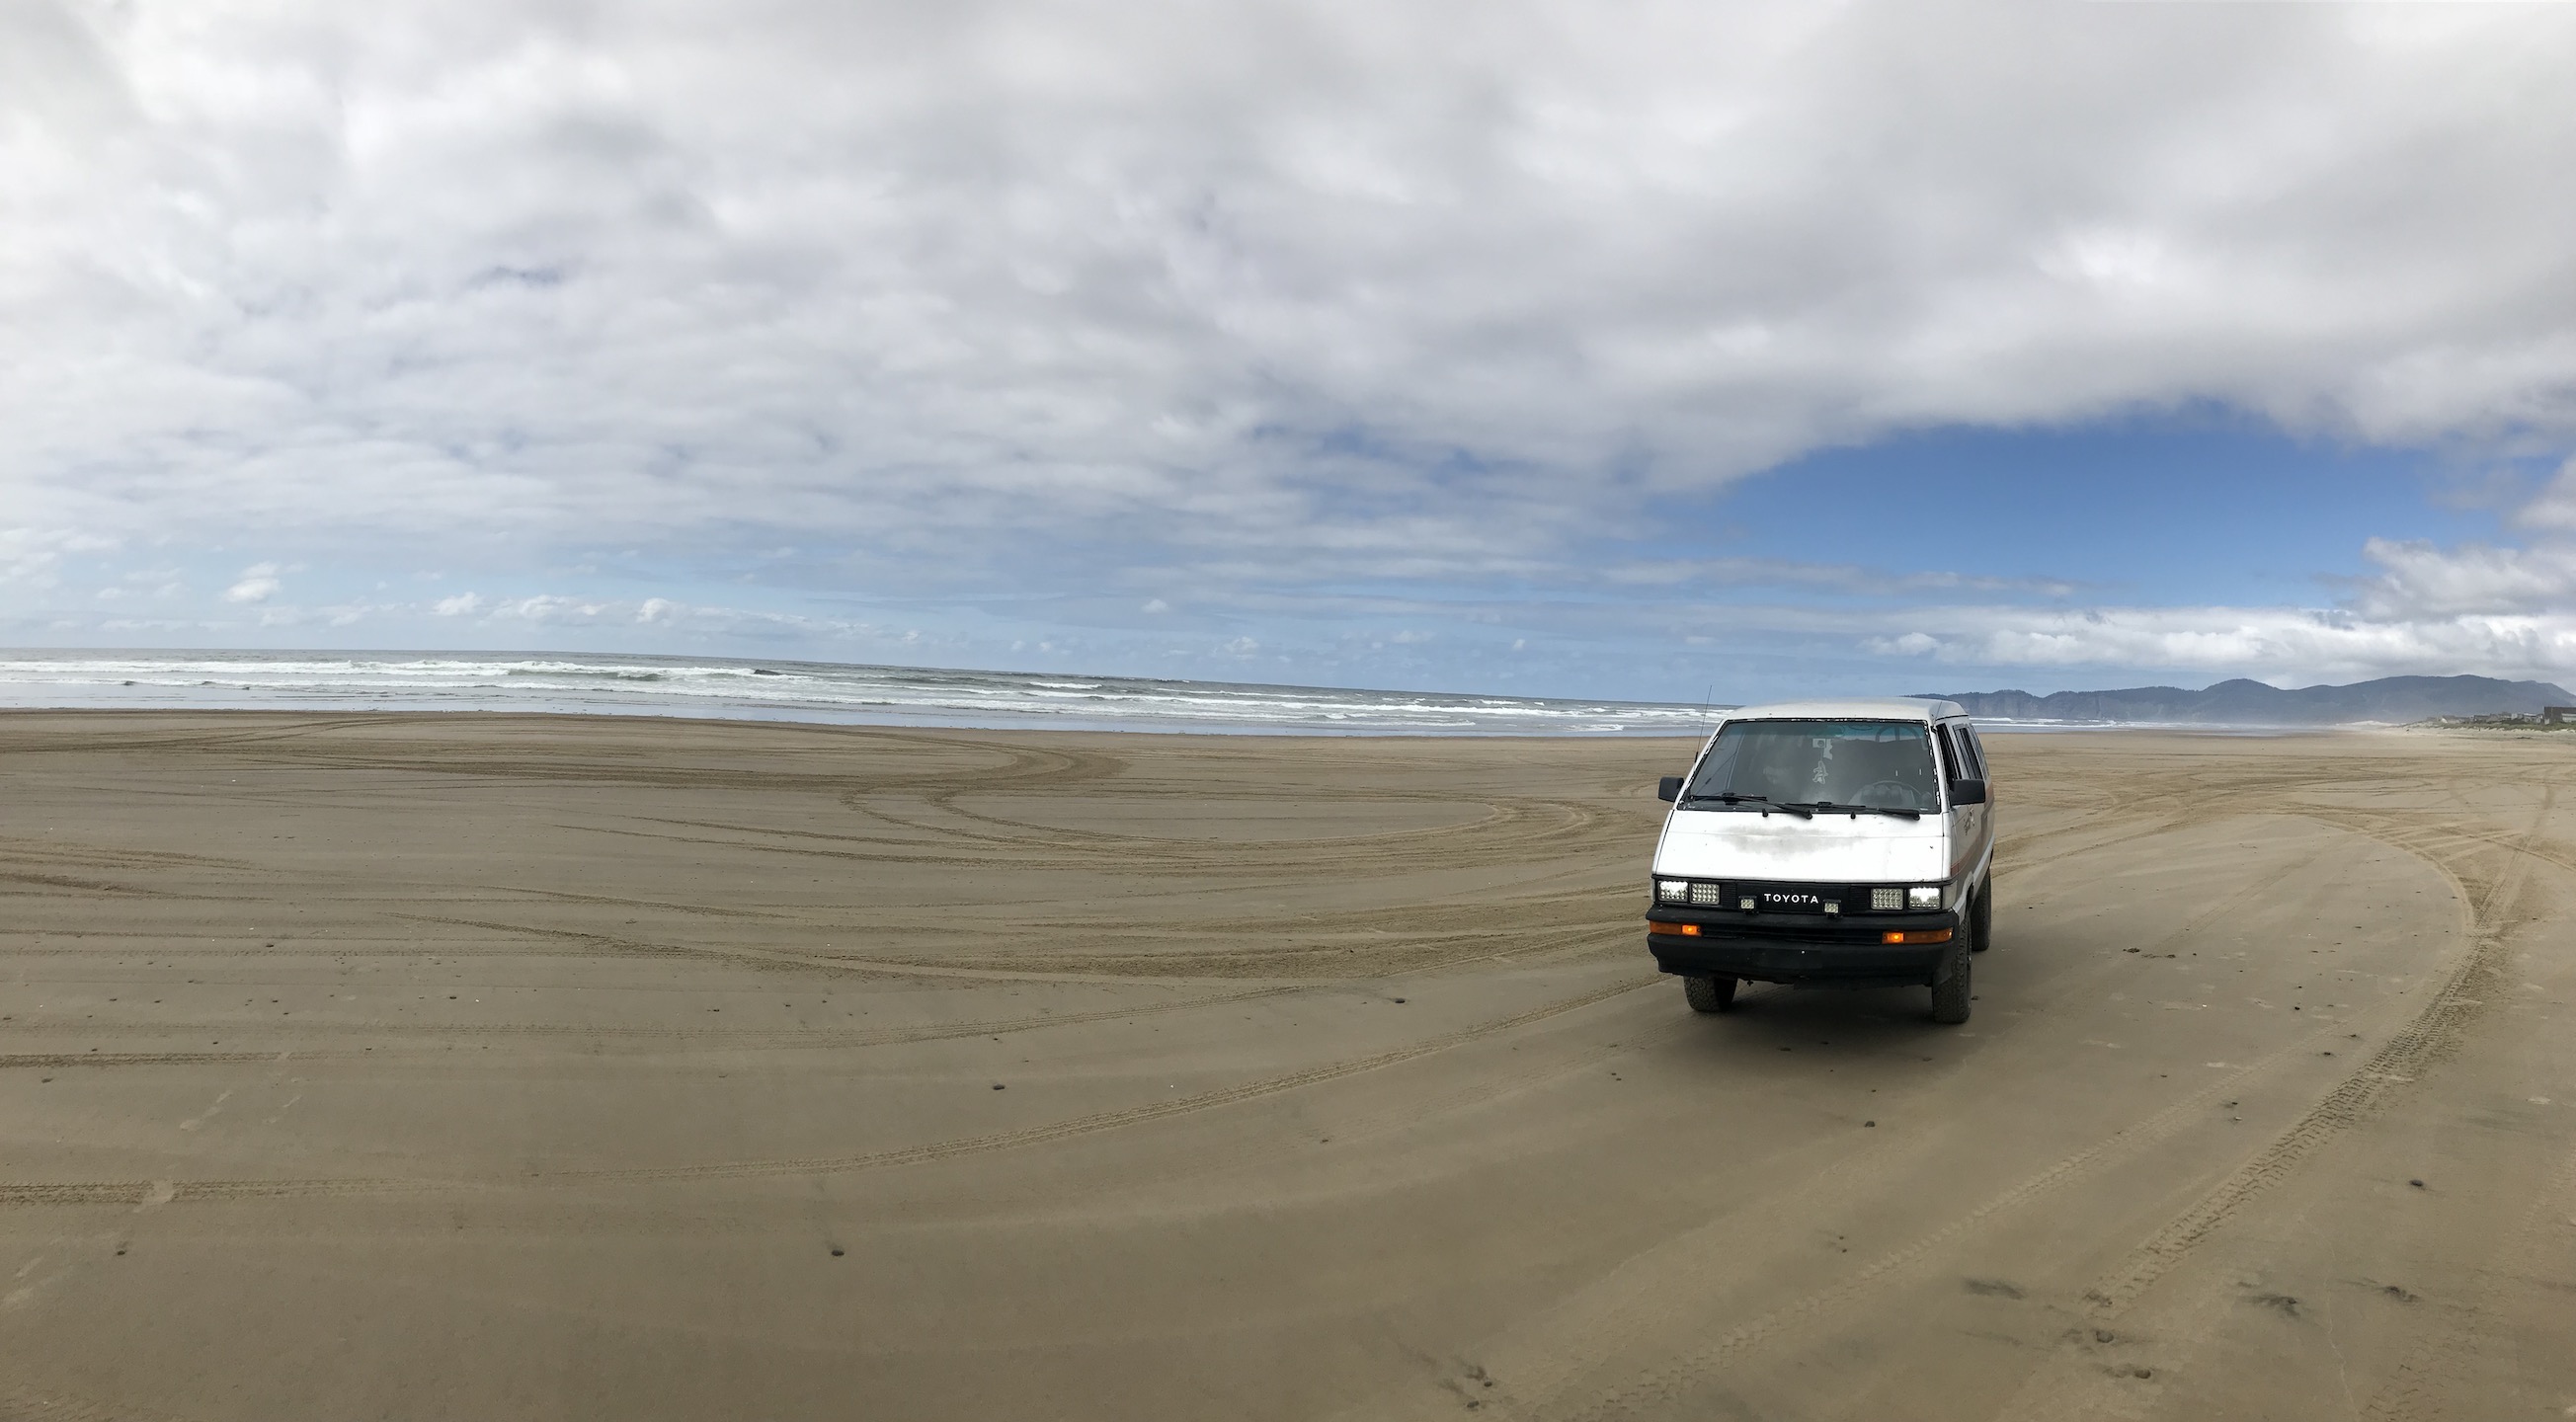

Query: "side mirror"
(1657, 776), (1683, 803)
(1949, 778), (1987, 806)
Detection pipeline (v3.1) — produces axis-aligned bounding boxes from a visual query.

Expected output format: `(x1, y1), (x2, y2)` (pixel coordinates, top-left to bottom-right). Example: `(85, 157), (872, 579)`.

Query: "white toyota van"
(1647, 698), (1995, 1023)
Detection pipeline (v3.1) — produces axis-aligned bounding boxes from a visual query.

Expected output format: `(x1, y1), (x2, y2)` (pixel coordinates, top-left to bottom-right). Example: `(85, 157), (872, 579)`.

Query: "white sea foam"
(0, 651), (1726, 736)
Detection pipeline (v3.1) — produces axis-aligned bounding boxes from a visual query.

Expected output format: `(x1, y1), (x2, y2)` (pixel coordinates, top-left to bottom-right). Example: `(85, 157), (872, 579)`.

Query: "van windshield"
(1683, 720), (1941, 813)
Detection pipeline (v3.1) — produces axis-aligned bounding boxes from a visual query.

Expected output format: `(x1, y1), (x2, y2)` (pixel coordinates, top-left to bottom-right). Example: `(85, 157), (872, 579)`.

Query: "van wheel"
(1683, 975), (1737, 1014)
(1929, 948), (1972, 1024)
(1970, 885), (1992, 953)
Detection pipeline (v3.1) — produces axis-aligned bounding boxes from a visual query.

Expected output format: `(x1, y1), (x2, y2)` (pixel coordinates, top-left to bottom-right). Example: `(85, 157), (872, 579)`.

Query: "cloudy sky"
(5, 0), (2575, 702)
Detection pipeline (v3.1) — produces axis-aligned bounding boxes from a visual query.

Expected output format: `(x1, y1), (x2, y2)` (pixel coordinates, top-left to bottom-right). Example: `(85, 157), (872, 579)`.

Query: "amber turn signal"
(1648, 920), (1701, 936)
(1881, 928), (1954, 945)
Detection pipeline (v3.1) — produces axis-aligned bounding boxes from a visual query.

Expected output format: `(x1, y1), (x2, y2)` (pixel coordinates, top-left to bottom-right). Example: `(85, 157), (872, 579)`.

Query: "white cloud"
(222, 562), (282, 602)
(2349, 537), (2576, 620)
(0, 527), (119, 590)
(2507, 454), (2576, 533)
(2, 1), (2573, 571)
(491, 594), (609, 623)
(1601, 557), (2085, 598)
(1857, 603), (2576, 687)
(1809, 449), (2576, 686)
(419, 590), (884, 643)
(6, 3), (2576, 697)
(2261, 454), (2576, 652)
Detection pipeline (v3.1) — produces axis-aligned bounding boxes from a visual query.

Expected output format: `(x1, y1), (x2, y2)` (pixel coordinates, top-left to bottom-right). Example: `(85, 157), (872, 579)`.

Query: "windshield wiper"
(1783, 801), (1923, 821)
(1681, 791), (1811, 818)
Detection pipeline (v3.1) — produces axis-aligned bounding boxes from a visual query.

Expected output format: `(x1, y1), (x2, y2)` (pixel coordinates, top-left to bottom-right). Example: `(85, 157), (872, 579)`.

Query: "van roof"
(1719, 697), (1965, 724)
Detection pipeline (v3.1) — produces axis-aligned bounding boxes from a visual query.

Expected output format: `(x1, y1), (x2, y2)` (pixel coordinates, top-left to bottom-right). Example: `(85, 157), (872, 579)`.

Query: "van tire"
(1683, 975), (1737, 1014)
(1929, 948), (1972, 1024)
(1969, 884), (1992, 953)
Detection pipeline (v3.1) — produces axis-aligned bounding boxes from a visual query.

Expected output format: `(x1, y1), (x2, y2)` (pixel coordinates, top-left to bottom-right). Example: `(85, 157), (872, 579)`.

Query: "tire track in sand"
(0, 982), (1302, 1060)
(1338, 827), (2386, 1422)
(1411, 793), (2502, 1421)
(0, 1383), (206, 1422)
(2073, 787), (2546, 1321)
(1454, 1016), (2378, 1422)
(0, 1052), (316, 1070)
(0, 972), (1658, 1208)
(1975, 785), (2555, 1422)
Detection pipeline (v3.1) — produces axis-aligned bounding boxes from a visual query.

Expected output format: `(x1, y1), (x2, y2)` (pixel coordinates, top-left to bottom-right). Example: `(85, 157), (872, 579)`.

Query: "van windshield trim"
(1681, 718), (1944, 816)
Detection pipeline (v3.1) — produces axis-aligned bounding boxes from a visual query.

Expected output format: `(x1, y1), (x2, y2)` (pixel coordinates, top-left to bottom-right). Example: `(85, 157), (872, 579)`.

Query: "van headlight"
(1655, 879), (1690, 903)
(1906, 885), (1943, 910)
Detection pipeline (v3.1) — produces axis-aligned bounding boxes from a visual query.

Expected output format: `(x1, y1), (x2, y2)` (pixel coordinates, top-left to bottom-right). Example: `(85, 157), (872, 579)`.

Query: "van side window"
(1933, 724), (1963, 785)
(1947, 723), (1982, 781)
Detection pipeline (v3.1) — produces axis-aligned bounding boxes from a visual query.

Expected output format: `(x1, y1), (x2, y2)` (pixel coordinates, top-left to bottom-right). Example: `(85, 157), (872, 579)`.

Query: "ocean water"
(0, 650), (1730, 737)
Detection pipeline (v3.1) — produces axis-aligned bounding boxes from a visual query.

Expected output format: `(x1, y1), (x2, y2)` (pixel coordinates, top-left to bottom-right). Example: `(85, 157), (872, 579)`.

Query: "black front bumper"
(1646, 908), (1961, 987)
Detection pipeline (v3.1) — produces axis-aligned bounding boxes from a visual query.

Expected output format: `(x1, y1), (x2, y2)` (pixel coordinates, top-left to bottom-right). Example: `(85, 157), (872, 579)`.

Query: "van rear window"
(1684, 720), (1941, 813)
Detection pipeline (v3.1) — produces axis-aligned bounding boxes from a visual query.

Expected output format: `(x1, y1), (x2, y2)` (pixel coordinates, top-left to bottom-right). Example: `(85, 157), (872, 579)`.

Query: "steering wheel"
(1849, 778), (1920, 810)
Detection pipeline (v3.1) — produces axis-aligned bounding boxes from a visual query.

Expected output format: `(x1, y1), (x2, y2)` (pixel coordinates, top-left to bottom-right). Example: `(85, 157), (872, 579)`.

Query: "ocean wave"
(0, 651), (1722, 737)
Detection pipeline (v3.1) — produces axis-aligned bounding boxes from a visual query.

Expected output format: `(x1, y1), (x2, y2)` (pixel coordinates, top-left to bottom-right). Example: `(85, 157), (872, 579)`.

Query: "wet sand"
(2, 711), (2572, 1420)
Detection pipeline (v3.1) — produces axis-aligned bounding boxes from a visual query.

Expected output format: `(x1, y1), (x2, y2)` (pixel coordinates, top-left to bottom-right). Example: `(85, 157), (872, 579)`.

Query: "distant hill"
(1914, 674), (2576, 726)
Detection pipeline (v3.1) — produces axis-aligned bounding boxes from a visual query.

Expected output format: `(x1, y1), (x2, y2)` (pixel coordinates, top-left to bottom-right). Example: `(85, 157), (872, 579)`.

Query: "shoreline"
(0, 701), (2399, 740)
(0, 648), (1724, 738)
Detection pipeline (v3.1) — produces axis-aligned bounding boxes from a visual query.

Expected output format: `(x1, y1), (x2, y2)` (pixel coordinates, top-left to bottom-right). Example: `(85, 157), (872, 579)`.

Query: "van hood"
(1653, 807), (1947, 884)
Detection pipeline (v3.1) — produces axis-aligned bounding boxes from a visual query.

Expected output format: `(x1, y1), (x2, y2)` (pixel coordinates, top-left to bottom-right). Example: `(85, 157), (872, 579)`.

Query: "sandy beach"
(3, 711), (2572, 1421)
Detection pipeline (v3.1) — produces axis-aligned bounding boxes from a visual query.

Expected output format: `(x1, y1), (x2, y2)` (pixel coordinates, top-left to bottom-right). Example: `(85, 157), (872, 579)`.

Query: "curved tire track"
(0, 973), (1657, 1209)
(2076, 788), (2548, 1319)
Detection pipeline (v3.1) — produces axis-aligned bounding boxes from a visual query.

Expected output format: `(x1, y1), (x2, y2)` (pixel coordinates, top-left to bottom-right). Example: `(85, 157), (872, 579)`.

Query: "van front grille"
(1655, 880), (1924, 913)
